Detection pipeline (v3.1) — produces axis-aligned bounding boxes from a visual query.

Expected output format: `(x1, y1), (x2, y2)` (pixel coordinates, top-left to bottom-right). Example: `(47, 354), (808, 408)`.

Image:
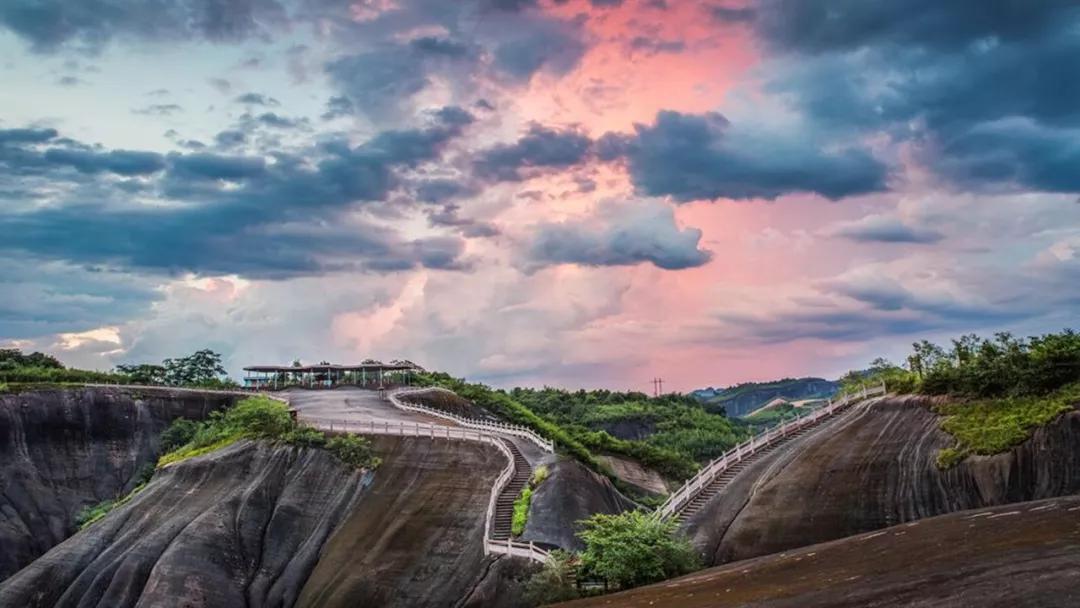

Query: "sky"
(1, 0), (1078, 392)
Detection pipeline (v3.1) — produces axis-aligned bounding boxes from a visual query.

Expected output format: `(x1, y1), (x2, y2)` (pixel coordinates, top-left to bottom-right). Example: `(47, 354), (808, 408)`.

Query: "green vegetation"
(511, 486), (533, 536)
(511, 464), (551, 537)
(935, 382), (1080, 467)
(577, 510), (699, 590)
(524, 550), (580, 605)
(742, 401), (804, 426)
(0, 348), (130, 385)
(75, 463), (156, 529)
(513, 388), (749, 481)
(841, 329), (1080, 468)
(415, 373), (749, 485)
(157, 396), (380, 470)
(116, 349), (239, 388)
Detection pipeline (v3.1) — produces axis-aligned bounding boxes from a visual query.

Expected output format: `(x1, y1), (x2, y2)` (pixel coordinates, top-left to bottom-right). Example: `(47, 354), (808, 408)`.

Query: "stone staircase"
(490, 439), (532, 541)
(675, 410), (840, 523)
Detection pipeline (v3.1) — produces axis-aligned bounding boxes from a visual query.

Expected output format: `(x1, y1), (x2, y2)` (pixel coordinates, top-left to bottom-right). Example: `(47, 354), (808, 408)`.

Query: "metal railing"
(389, 387), (555, 453)
(656, 382), (887, 520)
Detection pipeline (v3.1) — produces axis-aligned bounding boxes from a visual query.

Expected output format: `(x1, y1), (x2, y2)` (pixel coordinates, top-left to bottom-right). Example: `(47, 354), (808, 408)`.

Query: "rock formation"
(0, 440), (367, 608)
(0, 387), (239, 581)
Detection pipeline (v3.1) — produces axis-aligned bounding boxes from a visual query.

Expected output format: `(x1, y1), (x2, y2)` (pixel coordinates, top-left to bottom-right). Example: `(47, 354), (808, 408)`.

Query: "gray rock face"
(0, 387), (238, 581)
(556, 494), (1080, 608)
(521, 458), (637, 552)
(0, 440), (367, 608)
(687, 397), (1080, 565)
(296, 436), (504, 608)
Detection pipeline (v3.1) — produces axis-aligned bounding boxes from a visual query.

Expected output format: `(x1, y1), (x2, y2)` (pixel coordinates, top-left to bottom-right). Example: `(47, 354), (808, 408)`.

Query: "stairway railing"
(656, 382), (887, 520)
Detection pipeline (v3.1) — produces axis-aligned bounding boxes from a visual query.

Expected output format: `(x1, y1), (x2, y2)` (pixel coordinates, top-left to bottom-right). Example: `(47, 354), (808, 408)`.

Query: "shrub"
(524, 550), (580, 605)
(326, 434), (380, 469)
(160, 418), (199, 453)
(284, 426), (327, 447)
(935, 382), (1080, 468)
(577, 511), (700, 590)
(511, 486), (533, 536)
(223, 396), (293, 438)
(531, 464), (550, 485)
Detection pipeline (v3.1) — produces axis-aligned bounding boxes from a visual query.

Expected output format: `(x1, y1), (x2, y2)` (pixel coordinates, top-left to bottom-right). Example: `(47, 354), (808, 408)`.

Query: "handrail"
(296, 411), (553, 564)
(389, 387), (555, 453)
(656, 382), (887, 519)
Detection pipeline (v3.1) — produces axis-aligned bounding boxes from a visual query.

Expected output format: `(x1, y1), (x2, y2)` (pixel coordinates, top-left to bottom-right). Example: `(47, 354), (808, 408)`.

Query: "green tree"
(577, 511), (699, 589)
(115, 363), (166, 385)
(162, 349), (228, 386)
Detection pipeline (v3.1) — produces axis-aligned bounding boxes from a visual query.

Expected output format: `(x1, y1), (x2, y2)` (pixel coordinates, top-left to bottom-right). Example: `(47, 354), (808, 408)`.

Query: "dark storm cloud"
(523, 200), (711, 271)
(43, 148), (166, 176)
(748, 0), (1080, 194)
(0, 118), (472, 277)
(0, 127), (58, 144)
(474, 124), (593, 181)
(409, 36), (471, 58)
(0, 0), (291, 52)
(611, 111), (886, 201)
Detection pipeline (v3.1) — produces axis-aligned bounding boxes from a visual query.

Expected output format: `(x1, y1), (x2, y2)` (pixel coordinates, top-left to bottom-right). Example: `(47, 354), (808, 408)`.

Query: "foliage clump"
(0, 348), (129, 385)
(524, 550), (581, 605)
(157, 396), (379, 470)
(841, 329), (1080, 468)
(576, 510), (699, 590)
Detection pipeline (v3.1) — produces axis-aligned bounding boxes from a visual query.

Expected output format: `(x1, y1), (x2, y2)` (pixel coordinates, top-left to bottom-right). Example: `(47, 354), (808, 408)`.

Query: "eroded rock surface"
(687, 396), (1080, 565)
(0, 440), (367, 608)
(521, 457), (637, 552)
(0, 387), (238, 581)
(558, 494), (1080, 608)
(296, 436), (504, 608)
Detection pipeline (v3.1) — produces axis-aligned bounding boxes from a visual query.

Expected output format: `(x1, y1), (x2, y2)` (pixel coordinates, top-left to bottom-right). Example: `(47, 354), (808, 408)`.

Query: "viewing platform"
(242, 361), (421, 390)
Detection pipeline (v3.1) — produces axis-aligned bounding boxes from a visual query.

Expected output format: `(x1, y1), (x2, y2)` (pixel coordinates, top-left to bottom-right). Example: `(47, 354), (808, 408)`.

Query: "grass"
(511, 463), (551, 537)
(75, 463), (156, 529)
(935, 382), (1080, 468)
(511, 485), (533, 536)
(157, 395), (380, 470)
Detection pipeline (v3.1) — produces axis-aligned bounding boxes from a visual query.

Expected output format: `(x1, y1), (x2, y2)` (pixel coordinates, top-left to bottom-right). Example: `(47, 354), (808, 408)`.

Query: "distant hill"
(692, 377), (839, 417)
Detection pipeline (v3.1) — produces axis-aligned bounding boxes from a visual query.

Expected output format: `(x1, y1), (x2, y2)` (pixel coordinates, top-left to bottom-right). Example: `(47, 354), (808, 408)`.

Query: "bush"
(284, 426), (327, 447)
(532, 465), (550, 485)
(326, 434), (380, 469)
(511, 486), (533, 536)
(160, 418), (199, 453)
(577, 510), (700, 589)
(158, 396), (380, 470)
(524, 550), (580, 605)
(935, 382), (1080, 468)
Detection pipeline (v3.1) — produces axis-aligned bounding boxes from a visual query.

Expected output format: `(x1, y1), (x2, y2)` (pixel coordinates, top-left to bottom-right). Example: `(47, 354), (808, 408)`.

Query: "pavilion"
(242, 361), (420, 390)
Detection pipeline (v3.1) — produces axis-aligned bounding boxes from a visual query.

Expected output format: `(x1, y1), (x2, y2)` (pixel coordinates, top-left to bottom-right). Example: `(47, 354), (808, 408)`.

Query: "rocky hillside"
(296, 436), (505, 608)
(693, 377), (839, 417)
(0, 387), (239, 581)
(686, 396), (1080, 565)
(0, 440), (366, 608)
(557, 494), (1080, 608)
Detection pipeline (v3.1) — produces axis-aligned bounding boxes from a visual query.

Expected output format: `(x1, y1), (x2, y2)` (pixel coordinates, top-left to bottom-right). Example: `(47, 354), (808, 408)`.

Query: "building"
(242, 361), (420, 390)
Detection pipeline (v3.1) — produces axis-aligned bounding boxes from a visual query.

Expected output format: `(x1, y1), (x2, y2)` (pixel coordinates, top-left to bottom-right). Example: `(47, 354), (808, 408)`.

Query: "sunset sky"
(1, 0), (1078, 391)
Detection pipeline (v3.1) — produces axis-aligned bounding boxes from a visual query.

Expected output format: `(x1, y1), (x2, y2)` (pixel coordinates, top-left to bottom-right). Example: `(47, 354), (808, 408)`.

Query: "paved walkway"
(285, 388), (553, 467)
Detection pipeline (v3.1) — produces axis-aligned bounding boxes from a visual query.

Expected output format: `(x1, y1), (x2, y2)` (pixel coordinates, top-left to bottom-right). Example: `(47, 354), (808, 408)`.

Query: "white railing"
(389, 387), (555, 453)
(297, 411), (553, 565)
(656, 382), (887, 520)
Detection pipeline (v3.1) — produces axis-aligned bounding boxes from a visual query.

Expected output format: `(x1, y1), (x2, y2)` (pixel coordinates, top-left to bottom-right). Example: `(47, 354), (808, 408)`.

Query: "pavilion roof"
(243, 362), (417, 373)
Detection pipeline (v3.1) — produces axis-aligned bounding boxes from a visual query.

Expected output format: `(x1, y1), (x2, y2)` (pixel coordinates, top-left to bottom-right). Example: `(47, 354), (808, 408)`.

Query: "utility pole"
(651, 377), (665, 397)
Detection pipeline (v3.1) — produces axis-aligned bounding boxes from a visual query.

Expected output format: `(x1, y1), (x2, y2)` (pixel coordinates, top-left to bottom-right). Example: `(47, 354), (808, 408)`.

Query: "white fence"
(656, 382), (887, 520)
(297, 407), (553, 564)
(389, 387), (555, 453)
